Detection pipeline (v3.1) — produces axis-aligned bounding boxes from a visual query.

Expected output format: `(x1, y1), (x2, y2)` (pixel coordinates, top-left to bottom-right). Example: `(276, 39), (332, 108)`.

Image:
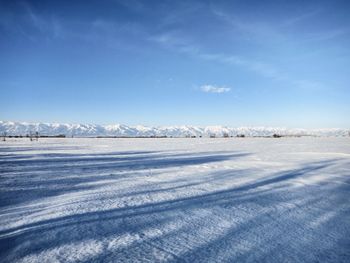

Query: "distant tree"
(273, 134), (282, 138)
(2, 132), (6, 141)
(223, 133), (229, 138)
(29, 131), (39, 141)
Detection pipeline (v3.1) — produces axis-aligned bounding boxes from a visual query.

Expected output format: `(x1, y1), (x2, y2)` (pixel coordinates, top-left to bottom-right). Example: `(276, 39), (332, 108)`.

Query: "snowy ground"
(0, 137), (350, 262)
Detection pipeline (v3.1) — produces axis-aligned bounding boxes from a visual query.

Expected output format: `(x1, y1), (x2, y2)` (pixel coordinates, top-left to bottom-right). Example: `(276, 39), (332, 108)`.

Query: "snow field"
(0, 137), (350, 262)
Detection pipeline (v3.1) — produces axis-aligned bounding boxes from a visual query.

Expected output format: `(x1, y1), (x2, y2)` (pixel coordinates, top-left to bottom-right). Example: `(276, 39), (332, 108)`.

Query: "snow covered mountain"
(0, 121), (348, 137)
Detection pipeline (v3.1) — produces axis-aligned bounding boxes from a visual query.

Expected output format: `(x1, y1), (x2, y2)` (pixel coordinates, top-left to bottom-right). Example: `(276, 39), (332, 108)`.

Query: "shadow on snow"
(0, 145), (349, 262)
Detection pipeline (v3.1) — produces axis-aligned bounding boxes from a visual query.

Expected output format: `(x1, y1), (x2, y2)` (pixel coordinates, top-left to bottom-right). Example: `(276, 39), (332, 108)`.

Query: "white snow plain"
(0, 137), (349, 262)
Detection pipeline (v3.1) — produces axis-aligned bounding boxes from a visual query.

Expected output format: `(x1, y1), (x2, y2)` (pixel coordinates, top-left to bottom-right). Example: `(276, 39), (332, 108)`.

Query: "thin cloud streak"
(151, 31), (325, 91)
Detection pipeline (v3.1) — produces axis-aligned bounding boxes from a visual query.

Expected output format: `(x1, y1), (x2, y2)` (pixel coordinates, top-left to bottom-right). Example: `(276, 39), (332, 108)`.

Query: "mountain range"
(0, 121), (349, 137)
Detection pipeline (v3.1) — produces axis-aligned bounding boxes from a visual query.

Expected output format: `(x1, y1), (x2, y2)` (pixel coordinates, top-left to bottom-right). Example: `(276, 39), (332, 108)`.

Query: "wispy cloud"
(304, 28), (348, 42)
(151, 32), (288, 82)
(200, 85), (231, 93)
(210, 8), (285, 43)
(151, 32), (324, 91)
(0, 2), (64, 41)
(212, 6), (347, 44)
(282, 9), (321, 27)
(198, 53), (287, 81)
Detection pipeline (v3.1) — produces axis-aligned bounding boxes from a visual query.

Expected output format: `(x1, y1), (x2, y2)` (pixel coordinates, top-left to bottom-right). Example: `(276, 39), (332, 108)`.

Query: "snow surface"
(1, 121), (349, 137)
(0, 137), (350, 262)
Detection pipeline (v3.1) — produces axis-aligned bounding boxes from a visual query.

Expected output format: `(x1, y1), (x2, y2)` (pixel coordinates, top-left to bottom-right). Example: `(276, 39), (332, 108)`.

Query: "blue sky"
(0, 0), (349, 128)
